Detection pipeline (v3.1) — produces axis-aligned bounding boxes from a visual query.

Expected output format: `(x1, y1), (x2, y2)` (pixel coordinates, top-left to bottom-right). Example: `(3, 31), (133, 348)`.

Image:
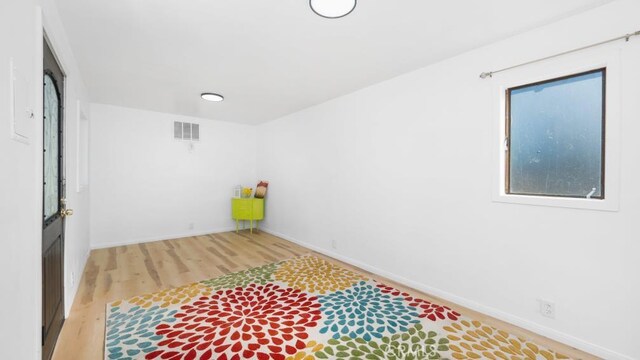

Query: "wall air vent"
(192, 123), (199, 141)
(173, 121), (200, 141)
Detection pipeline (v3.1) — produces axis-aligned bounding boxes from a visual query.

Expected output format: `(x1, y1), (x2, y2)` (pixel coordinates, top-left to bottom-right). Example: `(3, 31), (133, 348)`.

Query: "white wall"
(89, 104), (257, 248)
(256, 1), (640, 359)
(0, 1), (43, 357)
(0, 0), (90, 357)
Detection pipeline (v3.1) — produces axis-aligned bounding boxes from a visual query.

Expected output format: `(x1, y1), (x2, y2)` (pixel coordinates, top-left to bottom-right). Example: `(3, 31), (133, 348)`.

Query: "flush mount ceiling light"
(201, 93), (224, 102)
(309, 0), (357, 19)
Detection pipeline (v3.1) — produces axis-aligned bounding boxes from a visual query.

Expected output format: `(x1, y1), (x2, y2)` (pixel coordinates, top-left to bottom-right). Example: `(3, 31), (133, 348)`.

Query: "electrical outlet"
(189, 222), (194, 230)
(539, 300), (555, 319)
(70, 271), (75, 288)
(331, 239), (337, 249)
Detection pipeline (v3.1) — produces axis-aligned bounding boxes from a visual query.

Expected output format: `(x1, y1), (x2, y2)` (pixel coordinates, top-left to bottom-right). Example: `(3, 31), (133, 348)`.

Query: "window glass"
(508, 69), (605, 198)
(44, 74), (60, 219)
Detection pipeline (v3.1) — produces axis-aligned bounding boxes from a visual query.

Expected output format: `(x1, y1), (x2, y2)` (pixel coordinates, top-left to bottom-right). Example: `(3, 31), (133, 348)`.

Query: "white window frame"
(491, 47), (621, 211)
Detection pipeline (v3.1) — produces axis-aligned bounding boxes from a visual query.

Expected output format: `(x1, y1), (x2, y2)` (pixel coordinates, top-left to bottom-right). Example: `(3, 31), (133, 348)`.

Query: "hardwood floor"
(52, 230), (598, 360)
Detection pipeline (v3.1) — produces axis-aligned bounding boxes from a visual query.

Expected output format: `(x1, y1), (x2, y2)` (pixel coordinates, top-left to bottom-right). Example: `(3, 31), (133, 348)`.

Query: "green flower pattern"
(314, 324), (449, 360)
(199, 261), (278, 289)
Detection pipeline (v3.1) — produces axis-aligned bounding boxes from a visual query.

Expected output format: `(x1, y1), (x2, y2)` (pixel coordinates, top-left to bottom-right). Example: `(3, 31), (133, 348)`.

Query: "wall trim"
(90, 227), (237, 249)
(262, 228), (633, 360)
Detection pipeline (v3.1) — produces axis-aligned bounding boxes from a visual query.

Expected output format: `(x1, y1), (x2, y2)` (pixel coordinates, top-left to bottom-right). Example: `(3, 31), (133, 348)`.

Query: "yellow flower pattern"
(444, 320), (570, 360)
(120, 282), (212, 309)
(286, 341), (324, 360)
(275, 256), (366, 294)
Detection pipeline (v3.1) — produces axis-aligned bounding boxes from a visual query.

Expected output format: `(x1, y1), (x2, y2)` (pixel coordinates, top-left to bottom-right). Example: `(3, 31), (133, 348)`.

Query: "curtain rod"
(479, 30), (640, 79)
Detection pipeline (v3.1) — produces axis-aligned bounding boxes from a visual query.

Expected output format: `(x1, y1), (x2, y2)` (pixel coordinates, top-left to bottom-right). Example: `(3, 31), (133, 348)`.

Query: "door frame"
(41, 28), (67, 360)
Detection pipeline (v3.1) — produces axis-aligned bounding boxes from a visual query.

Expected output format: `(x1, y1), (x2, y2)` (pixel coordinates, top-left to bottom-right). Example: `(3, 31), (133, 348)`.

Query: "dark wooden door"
(42, 39), (65, 360)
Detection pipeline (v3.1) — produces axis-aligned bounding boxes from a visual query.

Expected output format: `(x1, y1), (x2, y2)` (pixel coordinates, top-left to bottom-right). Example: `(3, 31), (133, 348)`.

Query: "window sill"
(492, 193), (619, 212)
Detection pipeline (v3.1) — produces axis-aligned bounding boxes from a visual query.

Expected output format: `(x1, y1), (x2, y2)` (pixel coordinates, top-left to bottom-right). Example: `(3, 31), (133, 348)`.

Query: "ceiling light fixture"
(309, 0), (357, 19)
(201, 93), (224, 102)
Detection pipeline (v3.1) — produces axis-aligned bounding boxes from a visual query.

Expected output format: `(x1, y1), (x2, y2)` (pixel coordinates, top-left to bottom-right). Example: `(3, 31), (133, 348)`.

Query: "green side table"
(231, 198), (264, 233)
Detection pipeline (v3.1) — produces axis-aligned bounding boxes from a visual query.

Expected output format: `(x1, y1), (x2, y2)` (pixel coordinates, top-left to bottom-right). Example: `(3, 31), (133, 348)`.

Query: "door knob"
(59, 199), (73, 218)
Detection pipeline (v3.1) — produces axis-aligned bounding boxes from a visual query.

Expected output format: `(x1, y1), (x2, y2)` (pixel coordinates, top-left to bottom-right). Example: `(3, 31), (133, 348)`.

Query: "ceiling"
(55, 0), (614, 124)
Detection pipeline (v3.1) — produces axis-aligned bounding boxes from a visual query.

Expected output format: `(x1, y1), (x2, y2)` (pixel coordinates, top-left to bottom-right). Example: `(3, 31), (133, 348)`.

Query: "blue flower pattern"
(318, 281), (420, 341)
(105, 305), (177, 360)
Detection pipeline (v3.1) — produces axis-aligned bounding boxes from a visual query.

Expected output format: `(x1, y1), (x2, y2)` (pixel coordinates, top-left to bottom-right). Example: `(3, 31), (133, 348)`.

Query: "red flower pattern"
(145, 283), (322, 360)
(376, 284), (460, 322)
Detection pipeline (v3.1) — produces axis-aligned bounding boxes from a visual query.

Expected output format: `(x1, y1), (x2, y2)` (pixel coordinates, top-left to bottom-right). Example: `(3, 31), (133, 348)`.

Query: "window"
(505, 68), (605, 199)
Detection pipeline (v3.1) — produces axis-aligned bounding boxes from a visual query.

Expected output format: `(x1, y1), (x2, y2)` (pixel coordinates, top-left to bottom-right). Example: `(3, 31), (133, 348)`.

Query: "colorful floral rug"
(105, 255), (571, 360)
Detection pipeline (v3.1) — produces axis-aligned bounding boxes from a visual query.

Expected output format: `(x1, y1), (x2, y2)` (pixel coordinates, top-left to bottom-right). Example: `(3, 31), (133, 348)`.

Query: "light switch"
(10, 58), (32, 144)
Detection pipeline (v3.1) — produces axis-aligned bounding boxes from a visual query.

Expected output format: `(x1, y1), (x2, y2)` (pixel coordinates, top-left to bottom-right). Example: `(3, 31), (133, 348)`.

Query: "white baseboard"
(90, 227), (237, 250)
(262, 228), (633, 360)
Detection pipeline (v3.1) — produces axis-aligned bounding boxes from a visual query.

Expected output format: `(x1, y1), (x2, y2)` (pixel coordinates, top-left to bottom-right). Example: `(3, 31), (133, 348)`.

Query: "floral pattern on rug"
(314, 324), (449, 360)
(146, 283), (321, 360)
(200, 262), (279, 290)
(105, 305), (178, 359)
(376, 284), (461, 322)
(274, 256), (366, 294)
(444, 320), (571, 360)
(318, 281), (420, 341)
(120, 282), (212, 310)
(105, 255), (573, 360)
(286, 341), (324, 360)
